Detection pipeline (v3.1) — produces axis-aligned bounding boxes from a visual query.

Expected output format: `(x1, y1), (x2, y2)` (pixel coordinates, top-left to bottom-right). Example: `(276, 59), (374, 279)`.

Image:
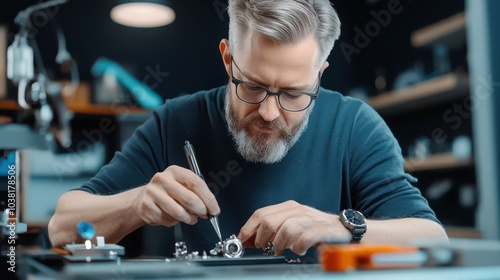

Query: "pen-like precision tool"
(209, 215), (222, 242)
(184, 140), (223, 242)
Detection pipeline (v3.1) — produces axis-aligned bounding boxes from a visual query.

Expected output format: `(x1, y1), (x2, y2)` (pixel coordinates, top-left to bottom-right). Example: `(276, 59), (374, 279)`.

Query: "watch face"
(344, 209), (365, 225)
(341, 209), (366, 242)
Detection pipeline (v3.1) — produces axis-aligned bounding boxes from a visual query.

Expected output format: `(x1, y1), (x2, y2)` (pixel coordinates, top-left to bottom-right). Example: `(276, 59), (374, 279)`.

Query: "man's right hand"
(134, 165), (220, 227)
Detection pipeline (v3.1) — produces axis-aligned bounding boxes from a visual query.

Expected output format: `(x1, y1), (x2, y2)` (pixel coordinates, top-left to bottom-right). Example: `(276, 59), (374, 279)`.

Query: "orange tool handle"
(319, 244), (419, 272)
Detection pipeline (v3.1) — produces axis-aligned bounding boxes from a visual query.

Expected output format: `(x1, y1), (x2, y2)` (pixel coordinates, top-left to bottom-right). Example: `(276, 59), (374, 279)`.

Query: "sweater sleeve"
(348, 102), (439, 223)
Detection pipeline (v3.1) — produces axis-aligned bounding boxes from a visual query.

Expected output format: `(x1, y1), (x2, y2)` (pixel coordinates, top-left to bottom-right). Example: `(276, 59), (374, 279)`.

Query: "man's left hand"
(237, 200), (351, 256)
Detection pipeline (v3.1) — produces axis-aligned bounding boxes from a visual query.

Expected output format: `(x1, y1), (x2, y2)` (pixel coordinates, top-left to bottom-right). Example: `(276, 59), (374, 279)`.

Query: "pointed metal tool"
(209, 214), (222, 242)
(184, 141), (223, 242)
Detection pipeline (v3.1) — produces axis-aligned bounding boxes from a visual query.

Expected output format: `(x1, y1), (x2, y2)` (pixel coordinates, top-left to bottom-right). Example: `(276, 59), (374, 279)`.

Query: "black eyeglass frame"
(229, 55), (321, 112)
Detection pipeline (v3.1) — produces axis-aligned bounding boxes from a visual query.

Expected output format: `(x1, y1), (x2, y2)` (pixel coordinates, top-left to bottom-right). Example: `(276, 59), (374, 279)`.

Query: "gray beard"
(224, 85), (313, 164)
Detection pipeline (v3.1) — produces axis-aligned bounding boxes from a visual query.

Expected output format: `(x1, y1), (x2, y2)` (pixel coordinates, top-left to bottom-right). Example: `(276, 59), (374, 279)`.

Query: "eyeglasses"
(230, 55), (320, 112)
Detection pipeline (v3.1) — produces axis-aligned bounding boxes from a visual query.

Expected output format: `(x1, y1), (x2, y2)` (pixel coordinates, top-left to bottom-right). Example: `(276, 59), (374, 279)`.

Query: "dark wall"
(1, 0), (464, 102)
(336, 0), (465, 96)
(2, 0), (231, 100)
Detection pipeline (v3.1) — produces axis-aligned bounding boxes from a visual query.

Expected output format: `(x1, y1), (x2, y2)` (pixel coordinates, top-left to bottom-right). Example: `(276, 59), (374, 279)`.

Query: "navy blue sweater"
(77, 86), (438, 257)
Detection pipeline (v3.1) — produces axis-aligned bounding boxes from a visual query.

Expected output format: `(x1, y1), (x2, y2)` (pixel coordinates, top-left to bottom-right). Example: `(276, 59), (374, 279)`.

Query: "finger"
(241, 202), (304, 248)
(272, 217), (302, 256)
(136, 186), (166, 226)
(238, 201), (301, 243)
(150, 184), (199, 225)
(157, 212), (180, 227)
(254, 224), (276, 249)
(290, 229), (327, 256)
(272, 212), (330, 255)
(170, 166), (221, 216)
(238, 206), (280, 244)
(241, 231), (257, 248)
(253, 209), (300, 249)
(164, 179), (208, 218)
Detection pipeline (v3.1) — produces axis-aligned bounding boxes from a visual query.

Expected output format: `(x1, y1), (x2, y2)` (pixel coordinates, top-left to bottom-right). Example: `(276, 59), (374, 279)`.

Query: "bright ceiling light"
(111, 2), (175, 28)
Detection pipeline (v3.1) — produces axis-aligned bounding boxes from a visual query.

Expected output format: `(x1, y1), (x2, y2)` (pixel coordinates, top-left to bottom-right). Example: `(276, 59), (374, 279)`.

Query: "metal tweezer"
(184, 141), (222, 242)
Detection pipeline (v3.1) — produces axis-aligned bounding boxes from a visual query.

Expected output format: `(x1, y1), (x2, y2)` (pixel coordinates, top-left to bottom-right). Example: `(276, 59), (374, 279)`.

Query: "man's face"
(222, 32), (324, 163)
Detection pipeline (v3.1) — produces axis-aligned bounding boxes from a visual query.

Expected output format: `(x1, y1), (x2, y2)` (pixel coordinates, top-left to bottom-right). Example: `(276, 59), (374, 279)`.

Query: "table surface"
(22, 254), (500, 280)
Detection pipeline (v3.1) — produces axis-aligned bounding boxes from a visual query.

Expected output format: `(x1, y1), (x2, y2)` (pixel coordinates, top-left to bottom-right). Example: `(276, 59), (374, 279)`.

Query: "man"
(48, 0), (447, 258)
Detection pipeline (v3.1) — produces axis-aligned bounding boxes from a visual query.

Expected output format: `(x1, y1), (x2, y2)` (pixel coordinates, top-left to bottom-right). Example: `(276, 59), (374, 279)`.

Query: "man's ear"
(320, 61), (329, 76)
(219, 39), (231, 76)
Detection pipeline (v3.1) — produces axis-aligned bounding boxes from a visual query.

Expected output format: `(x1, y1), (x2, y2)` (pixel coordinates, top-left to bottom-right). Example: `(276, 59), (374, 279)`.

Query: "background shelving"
(363, 9), (476, 236)
(368, 72), (469, 116)
(404, 153), (474, 173)
(411, 12), (466, 48)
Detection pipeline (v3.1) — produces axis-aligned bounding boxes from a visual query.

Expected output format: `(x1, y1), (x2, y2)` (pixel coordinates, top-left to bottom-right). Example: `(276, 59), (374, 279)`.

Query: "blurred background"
(0, 0), (499, 257)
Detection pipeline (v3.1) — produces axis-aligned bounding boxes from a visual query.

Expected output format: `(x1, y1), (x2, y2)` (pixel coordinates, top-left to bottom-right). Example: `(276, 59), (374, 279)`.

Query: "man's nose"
(258, 95), (281, 122)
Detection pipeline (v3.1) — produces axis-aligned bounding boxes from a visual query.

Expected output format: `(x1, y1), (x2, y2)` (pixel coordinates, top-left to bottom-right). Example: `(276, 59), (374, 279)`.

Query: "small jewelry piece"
(173, 234), (245, 260)
(285, 258), (302, 264)
(174, 242), (188, 259)
(210, 234), (245, 258)
(263, 241), (276, 256)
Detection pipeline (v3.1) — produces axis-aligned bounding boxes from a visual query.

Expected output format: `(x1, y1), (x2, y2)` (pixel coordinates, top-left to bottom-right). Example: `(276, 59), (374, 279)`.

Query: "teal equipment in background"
(91, 57), (164, 109)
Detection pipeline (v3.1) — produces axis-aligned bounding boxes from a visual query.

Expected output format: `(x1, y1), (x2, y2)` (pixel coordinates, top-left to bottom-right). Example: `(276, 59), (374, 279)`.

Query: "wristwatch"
(339, 209), (367, 243)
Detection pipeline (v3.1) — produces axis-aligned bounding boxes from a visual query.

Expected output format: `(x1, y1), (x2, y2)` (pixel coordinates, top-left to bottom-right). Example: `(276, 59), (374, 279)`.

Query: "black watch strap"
(339, 209), (367, 243)
(351, 227), (366, 242)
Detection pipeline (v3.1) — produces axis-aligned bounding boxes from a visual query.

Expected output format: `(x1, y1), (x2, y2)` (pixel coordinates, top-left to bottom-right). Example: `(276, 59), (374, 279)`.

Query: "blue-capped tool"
(77, 221), (95, 240)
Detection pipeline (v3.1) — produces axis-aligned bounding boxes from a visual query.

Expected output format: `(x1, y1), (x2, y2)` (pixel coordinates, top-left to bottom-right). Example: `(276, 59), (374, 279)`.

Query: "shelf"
(0, 100), (20, 110)
(0, 99), (150, 116)
(367, 72), (469, 116)
(411, 12), (466, 49)
(404, 153), (474, 173)
(67, 103), (149, 116)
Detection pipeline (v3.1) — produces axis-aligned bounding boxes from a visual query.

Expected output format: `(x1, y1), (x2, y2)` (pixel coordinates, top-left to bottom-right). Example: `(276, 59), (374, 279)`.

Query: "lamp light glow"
(111, 2), (175, 28)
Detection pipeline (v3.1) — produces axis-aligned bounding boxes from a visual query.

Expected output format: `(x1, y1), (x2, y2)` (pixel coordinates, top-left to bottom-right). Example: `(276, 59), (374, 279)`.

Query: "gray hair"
(227, 0), (341, 65)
